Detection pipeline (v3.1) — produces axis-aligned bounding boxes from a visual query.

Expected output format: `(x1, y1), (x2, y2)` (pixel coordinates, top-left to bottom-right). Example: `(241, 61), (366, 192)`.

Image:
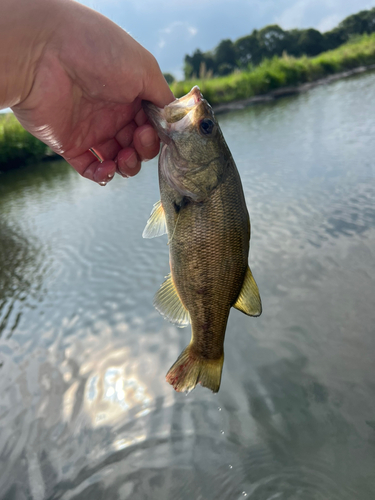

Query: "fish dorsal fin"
(234, 266), (262, 317)
(153, 273), (190, 327)
(142, 200), (167, 238)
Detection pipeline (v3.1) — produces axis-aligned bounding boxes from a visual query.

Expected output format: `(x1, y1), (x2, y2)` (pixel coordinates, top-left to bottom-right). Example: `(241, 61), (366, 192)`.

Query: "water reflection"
(323, 186), (375, 239)
(238, 349), (375, 500)
(83, 348), (152, 427)
(0, 221), (46, 339)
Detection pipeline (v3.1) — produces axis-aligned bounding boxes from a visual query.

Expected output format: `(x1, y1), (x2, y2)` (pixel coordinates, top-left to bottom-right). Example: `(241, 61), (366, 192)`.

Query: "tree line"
(182, 7), (375, 79)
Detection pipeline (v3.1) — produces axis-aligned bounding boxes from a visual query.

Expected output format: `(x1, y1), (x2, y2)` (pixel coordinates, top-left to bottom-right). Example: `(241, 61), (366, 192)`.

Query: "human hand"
(7, 0), (174, 183)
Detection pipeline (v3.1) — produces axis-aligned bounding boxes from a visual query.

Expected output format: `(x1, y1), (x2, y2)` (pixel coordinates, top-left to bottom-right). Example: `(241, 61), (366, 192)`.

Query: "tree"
(182, 7), (375, 79)
(338, 8), (375, 38)
(325, 8), (375, 48)
(215, 39), (237, 73)
(322, 28), (345, 51)
(235, 31), (262, 67)
(163, 73), (175, 85)
(297, 29), (325, 56)
(257, 25), (288, 59)
(184, 49), (215, 79)
(183, 61), (194, 80)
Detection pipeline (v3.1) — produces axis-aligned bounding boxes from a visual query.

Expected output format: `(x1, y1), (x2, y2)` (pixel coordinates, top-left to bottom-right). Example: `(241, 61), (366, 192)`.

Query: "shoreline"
(1, 60), (375, 172)
(212, 64), (375, 115)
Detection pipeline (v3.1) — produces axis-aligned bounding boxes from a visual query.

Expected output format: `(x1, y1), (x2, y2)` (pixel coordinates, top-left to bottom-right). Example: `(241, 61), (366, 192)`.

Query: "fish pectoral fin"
(233, 266), (262, 317)
(153, 273), (190, 327)
(142, 200), (167, 238)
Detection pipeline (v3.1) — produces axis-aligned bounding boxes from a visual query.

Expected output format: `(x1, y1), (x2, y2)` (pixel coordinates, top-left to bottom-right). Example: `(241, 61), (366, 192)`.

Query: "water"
(1, 71), (375, 499)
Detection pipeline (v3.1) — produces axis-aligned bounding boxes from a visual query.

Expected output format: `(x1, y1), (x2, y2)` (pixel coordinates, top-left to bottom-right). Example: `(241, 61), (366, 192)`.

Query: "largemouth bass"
(143, 86), (261, 393)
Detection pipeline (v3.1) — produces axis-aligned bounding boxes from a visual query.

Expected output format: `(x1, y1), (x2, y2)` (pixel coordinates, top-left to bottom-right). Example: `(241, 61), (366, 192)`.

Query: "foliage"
(172, 33), (375, 105)
(0, 114), (48, 171)
(183, 7), (375, 78)
(215, 39), (237, 75)
(163, 72), (175, 84)
(184, 49), (215, 79)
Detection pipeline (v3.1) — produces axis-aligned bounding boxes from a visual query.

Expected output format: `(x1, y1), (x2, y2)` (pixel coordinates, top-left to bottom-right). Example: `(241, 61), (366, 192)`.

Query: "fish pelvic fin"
(166, 344), (224, 393)
(142, 200), (167, 238)
(153, 273), (190, 327)
(233, 265), (262, 317)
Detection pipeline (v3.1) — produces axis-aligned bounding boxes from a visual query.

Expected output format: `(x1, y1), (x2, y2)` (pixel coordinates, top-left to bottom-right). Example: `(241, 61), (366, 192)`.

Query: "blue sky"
(79, 0), (375, 79)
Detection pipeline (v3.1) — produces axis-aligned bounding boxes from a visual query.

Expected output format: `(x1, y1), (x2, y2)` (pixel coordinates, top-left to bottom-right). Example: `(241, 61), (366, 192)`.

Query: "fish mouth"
(167, 85), (202, 108)
(142, 86), (204, 144)
(142, 101), (171, 144)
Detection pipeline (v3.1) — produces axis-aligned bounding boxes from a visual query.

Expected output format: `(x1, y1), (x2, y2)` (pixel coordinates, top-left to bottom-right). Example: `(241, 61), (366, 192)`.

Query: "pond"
(0, 71), (375, 500)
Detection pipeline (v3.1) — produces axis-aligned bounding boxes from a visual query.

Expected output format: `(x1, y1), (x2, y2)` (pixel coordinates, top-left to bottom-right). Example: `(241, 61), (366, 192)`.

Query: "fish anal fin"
(153, 273), (190, 327)
(142, 200), (167, 238)
(234, 266), (262, 317)
(166, 344), (224, 393)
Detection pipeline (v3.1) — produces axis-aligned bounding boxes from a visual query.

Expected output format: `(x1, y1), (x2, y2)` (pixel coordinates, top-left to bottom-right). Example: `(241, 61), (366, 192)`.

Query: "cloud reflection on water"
(58, 324), (158, 432)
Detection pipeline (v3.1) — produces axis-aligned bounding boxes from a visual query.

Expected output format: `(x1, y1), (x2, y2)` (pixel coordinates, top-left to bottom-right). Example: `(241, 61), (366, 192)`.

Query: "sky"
(79, 0), (375, 79)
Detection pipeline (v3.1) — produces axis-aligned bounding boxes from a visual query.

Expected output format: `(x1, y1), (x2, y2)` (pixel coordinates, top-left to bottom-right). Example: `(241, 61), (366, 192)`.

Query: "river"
(1, 71), (375, 500)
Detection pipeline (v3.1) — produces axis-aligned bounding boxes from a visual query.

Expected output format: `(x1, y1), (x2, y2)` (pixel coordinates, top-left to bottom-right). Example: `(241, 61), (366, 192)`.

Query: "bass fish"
(143, 86), (261, 393)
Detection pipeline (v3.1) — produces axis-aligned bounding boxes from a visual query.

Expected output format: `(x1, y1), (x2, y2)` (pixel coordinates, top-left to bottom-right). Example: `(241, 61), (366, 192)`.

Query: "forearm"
(0, 0), (61, 109)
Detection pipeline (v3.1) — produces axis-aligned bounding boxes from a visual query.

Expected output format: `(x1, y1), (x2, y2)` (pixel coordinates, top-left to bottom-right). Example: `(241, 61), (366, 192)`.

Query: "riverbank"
(171, 33), (375, 107)
(0, 113), (53, 172)
(213, 64), (375, 114)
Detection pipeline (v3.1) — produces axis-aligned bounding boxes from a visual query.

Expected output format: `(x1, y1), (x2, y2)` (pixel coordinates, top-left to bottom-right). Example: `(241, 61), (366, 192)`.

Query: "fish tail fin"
(166, 344), (224, 393)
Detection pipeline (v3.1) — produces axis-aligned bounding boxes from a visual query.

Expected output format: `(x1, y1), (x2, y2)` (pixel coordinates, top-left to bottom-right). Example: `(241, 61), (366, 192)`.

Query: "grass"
(0, 113), (49, 172)
(171, 33), (375, 105)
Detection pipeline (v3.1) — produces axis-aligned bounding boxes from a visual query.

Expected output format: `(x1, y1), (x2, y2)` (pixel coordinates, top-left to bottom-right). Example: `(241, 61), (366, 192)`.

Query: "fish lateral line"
(168, 211), (181, 245)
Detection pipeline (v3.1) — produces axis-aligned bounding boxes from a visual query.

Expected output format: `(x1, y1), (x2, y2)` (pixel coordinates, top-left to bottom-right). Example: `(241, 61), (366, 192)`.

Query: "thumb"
(140, 51), (175, 108)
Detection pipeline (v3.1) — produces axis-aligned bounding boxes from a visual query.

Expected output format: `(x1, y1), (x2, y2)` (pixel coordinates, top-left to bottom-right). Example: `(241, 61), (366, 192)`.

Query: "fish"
(142, 86), (261, 393)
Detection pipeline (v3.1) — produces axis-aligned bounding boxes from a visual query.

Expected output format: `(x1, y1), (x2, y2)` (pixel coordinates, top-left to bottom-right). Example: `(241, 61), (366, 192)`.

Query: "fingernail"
(126, 153), (138, 169)
(139, 128), (156, 148)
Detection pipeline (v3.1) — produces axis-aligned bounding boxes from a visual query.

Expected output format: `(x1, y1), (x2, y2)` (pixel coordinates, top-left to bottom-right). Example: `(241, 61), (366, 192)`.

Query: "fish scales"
(142, 86), (261, 393)
(162, 163), (249, 358)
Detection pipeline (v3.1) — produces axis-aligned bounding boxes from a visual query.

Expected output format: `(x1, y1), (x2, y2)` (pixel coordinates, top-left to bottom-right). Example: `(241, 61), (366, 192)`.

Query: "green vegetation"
(0, 114), (49, 172)
(163, 72), (175, 84)
(171, 33), (375, 105)
(183, 7), (375, 78)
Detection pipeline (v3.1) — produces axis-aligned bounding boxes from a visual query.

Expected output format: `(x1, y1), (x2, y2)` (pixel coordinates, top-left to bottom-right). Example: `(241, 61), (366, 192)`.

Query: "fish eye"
(199, 119), (214, 135)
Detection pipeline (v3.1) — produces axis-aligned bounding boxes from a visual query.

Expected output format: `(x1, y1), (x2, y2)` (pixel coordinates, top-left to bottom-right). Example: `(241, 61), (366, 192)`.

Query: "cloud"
(275, 0), (312, 29)
(159, 21), (198, 38)
(275, 0), (375, 31)
(317, 13), (343, 32)
(158, 21), (198, 52)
